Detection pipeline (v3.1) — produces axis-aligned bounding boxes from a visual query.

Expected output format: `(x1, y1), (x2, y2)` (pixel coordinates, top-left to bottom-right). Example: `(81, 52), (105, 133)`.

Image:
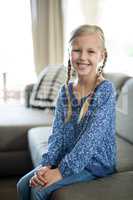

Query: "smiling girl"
(17, 24), (116, 200)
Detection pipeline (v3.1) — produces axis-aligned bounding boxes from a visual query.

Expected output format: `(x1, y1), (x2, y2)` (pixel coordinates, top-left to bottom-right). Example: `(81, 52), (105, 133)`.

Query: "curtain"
(81, 0), (99, 24)
(30, 0), (64, 75)
(62, 0), (99, 65)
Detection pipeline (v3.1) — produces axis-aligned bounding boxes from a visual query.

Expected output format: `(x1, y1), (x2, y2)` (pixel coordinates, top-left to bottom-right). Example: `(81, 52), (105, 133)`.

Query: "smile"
(77, 63), (91, 69)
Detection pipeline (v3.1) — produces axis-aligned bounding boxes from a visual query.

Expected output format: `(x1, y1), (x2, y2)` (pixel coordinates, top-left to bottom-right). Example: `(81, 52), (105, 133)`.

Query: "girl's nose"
(80, 50), (88, 60)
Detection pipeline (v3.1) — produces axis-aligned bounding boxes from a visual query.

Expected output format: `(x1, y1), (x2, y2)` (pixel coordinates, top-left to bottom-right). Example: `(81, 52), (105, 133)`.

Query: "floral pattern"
(41, 80), (117, 177)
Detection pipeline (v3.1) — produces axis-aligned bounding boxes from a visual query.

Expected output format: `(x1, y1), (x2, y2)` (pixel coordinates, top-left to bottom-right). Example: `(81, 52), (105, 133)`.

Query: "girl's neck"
(73, 75), (97, 100)
(73, 74), (105, 101)
(78, 74), (96, 87)
(77, 73), (97, 92)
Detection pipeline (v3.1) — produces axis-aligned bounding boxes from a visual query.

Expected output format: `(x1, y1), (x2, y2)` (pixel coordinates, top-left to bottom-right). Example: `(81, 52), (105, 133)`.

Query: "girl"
(17, 24), (116, 200)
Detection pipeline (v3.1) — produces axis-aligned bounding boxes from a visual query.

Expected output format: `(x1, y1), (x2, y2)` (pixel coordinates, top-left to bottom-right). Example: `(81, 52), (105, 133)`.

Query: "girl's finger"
(36, 172), (46, 186)
(29, 177), (38, 187)
(35, 174), (45, 186)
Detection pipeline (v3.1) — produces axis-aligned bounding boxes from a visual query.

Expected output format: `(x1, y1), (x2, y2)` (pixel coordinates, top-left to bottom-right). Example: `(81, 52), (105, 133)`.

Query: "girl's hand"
(29, 165), (51, 188)
(43, 168), (63, 188)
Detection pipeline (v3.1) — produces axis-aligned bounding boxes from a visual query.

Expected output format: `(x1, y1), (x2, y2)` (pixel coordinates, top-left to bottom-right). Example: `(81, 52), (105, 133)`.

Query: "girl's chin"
(77, 73), (91, 78)
(77, 69), (91, 76)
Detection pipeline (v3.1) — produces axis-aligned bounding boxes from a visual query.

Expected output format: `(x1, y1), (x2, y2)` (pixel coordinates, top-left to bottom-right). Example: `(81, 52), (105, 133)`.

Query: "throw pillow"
(29, 64), (66, 109)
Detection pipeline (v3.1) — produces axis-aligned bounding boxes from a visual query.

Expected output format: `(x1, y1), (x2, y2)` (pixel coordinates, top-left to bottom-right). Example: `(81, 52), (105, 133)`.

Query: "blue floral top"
(41, 80), (117, 178)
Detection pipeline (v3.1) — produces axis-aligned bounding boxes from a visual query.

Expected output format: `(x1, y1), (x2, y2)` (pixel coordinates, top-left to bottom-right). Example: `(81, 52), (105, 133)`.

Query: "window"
(98, 0), (133, 75)
(62, 0), (85, 65)
(0, 0), (36, 104)
(62, 0), (133, 76)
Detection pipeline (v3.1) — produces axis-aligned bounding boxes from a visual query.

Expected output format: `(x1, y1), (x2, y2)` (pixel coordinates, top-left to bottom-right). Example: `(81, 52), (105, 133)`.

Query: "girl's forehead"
(70, 34), (103, 49)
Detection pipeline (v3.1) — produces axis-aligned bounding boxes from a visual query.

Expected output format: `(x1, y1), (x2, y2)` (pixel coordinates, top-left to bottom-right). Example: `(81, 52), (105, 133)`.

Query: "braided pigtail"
(78, 94), (91, 123)
(65, 60), (72, 123)
(102, 50), (108, 69)
(97, 50), (108, 76)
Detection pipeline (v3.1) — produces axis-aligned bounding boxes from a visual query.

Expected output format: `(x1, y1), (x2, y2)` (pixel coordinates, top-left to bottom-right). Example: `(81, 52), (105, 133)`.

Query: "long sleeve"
(59, 83), (116, 177)
(40, 87), (65, 166)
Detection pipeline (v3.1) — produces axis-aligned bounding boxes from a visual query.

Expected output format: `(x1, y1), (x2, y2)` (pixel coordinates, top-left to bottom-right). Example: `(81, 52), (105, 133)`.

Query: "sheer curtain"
(62, 0), (100, 65)
(97, 0), (133, 76)
(30, 0), (64, 75)
(0, 0), (36, 103)
(62, 0), (133, 76)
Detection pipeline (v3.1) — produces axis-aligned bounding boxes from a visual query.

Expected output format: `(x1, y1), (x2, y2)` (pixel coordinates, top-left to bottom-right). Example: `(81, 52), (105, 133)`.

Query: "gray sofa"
(0, 105), (54, 199)
(0, 72), (133, 200)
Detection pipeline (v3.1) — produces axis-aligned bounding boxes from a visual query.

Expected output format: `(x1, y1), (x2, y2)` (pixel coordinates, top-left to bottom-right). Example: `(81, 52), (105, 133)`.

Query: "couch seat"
(51, 171), (133, 200)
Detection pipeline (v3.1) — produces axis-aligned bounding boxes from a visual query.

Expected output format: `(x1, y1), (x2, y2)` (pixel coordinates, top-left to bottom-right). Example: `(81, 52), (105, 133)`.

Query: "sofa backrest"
(104, 72), (131, 99)
(105, 72), (133, 144)
(116, 78), (133, 144)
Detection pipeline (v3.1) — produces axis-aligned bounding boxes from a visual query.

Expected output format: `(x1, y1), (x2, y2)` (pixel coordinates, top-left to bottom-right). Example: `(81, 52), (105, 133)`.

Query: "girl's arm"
(59, 83), (116, 177)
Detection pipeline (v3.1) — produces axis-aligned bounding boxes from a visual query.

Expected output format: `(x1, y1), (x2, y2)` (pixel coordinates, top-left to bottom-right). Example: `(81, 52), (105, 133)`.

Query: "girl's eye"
(88, 50), (95, 54)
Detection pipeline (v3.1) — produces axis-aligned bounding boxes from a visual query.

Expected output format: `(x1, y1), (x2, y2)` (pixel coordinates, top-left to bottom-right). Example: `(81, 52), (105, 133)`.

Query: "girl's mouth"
(77, 63), (91, 69)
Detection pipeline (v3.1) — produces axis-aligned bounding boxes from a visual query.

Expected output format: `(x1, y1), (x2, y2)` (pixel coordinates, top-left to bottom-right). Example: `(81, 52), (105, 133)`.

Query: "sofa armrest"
(24, 83), (34, 107)
(104, 72), (131, 99)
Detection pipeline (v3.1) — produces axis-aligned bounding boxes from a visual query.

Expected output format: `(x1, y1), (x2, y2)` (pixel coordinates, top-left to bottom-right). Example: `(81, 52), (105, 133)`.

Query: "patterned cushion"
(29, 65), (66, 109)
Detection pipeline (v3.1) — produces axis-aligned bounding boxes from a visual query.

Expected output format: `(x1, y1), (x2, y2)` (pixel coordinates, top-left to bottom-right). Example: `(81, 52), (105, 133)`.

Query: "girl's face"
(69, 33), (105, 78)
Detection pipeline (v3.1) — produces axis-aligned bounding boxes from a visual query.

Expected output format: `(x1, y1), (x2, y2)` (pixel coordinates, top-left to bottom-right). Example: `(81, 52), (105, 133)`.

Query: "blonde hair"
(69, 24), (105, 49)
(65, 24), (107, 123)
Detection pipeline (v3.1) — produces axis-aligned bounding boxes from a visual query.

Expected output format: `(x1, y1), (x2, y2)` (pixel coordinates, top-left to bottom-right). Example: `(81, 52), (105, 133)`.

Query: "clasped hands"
(29, 166), (63, 188)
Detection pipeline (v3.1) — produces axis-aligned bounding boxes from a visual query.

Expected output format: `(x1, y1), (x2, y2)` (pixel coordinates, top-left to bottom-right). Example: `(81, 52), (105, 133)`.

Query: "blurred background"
(0, 0), (133, 104)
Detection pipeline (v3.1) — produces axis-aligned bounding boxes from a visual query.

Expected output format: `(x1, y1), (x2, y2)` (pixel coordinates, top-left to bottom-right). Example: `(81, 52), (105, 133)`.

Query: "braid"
(78, 97), (91, 123)
(65, 60), (72, 123)
(98, 51), (108, 76)
(102, 50), (108, 69)
(66, 60), (71, 85)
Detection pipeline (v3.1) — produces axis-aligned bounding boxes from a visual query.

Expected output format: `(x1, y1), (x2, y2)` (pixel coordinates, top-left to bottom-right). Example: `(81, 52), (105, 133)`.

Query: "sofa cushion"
(0, 105), (53, 151)
(0, 177), (19, 200)
(29, 65), (66, 109)
(116, 135), (133, 172)
(51, 171), (133, 200)
(28, 127), (133, 172)
(116, 78), (133, 144)
(0, 151), (32, 176)
(28, 126), (52, 166)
